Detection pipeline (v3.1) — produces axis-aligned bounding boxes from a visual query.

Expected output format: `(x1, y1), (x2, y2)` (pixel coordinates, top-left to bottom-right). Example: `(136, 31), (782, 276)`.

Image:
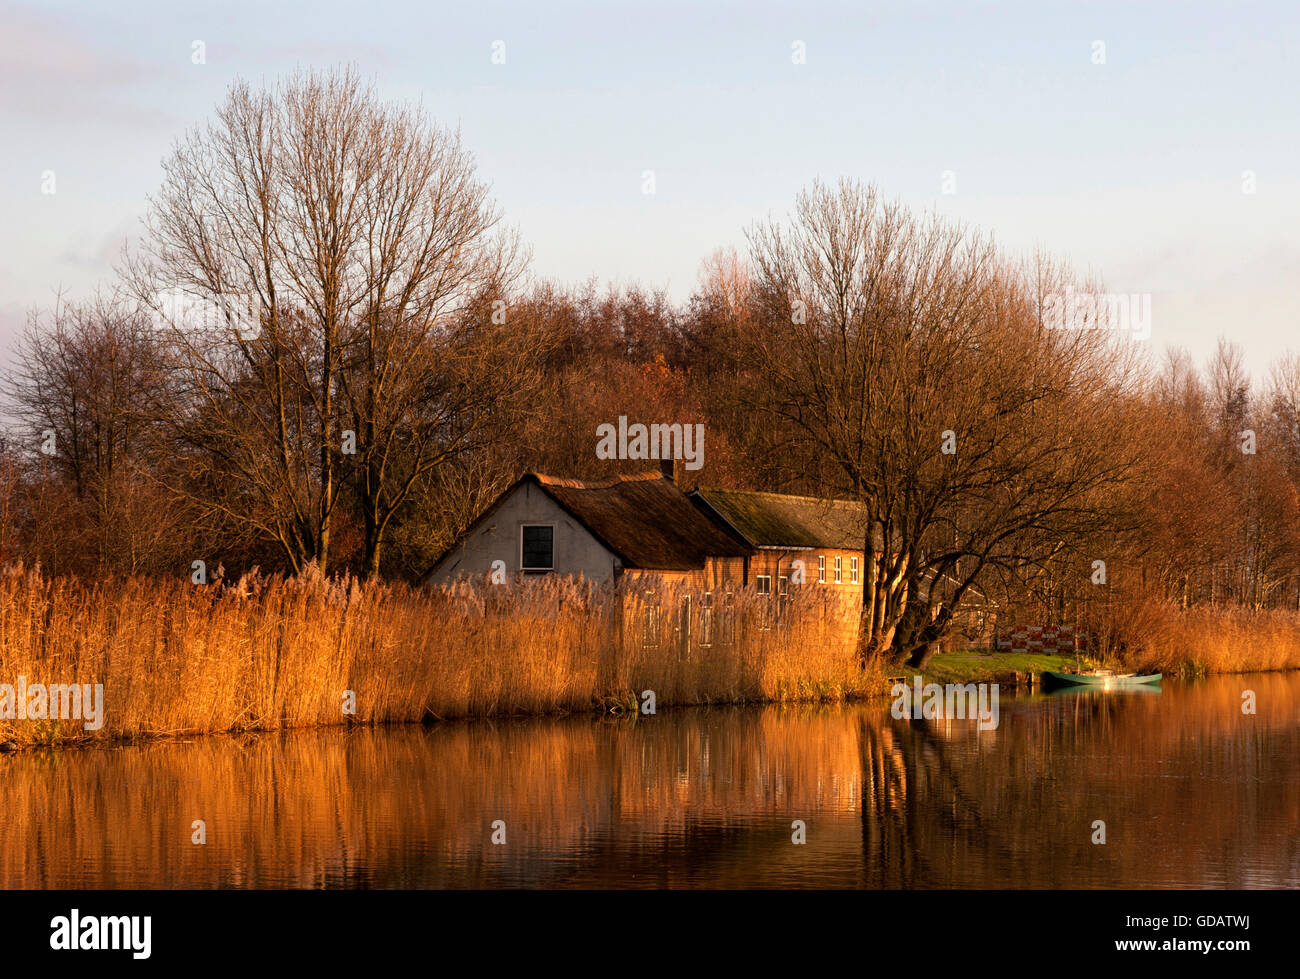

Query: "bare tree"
(2, 292), (185, 574)
(126, 67), (531, 576)
(738, 179), (1153, 666)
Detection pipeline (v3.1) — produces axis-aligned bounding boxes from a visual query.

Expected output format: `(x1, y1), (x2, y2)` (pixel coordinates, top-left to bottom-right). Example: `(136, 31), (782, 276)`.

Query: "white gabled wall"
(425, 481), (621, 585)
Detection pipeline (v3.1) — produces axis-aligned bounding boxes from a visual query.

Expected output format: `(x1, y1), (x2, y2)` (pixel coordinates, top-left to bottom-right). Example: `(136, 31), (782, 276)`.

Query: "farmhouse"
(423, 467), (751, 588)
(425, 467), (873, 610)
(424, 468), (1015, 651)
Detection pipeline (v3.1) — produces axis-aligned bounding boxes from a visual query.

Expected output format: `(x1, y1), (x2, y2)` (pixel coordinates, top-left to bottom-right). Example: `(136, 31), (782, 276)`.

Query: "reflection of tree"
(860, 681), (1300, 888)
(859, 714), (1002, 887)
(857, 688), (1222, 888)
(859, 716), (909, 885)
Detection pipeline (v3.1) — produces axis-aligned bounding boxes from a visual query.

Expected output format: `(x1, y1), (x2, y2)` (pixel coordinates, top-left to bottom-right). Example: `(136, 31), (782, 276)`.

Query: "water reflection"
(1, 674), (1296, 888)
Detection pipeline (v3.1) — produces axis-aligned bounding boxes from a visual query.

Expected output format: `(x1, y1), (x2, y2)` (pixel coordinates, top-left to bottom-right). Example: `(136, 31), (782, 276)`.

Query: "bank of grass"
(918, 650), (1092, 686)
(0, 567), (886, 750)
(8, 566), (1297, 752)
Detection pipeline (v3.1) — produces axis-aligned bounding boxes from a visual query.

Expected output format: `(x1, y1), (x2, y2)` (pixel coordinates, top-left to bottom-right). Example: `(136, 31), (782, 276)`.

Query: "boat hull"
(1042, 671), (1162, 689)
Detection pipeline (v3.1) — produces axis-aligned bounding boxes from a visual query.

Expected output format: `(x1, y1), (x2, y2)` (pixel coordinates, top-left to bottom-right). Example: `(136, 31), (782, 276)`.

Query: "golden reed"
(0, 567), (877, 748)
(1085, 594), (1300, 677)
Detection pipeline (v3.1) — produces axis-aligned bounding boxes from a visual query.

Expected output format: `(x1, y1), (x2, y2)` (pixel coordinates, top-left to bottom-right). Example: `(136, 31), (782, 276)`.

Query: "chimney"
(659, 458), (691, 488)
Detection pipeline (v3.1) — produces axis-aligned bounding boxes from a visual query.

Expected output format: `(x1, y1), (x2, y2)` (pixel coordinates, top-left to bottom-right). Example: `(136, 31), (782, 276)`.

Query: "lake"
(2, 672), (1297, 888)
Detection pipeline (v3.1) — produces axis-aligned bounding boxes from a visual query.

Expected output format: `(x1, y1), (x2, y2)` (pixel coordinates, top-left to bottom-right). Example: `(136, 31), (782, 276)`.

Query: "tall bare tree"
(738, 179), (1153, 666)
(126, 67), (531, 575)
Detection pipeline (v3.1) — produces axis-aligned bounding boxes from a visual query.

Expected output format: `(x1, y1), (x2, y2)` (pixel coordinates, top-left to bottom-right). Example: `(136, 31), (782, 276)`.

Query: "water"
(2, 673), (1297, 888)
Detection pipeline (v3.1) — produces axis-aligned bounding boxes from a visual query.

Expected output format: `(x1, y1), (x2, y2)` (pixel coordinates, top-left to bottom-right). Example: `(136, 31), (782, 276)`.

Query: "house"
(425, 471), (875, 597)
(423, 468), (751, 588)
(424, 468), (992, 652)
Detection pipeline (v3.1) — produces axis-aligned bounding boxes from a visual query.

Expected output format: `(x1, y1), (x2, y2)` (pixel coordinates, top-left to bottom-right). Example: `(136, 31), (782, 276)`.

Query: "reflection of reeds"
(1085, 598), (1300, 677)
(0, 569), (881, 748)
(0, 708), (867, 888)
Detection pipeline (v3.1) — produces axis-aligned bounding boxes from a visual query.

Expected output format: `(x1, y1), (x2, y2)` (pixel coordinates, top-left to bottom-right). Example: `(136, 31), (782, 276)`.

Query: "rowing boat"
(1042, 670), (1161, 688)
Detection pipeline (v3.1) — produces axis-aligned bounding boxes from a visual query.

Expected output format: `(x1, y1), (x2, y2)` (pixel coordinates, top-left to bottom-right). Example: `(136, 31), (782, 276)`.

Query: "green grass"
(914, 649), (1097, 685)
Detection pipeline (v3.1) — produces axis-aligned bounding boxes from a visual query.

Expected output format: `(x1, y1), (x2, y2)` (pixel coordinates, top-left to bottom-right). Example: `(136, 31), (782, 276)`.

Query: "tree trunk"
(363, 509), (382, 580)
(906, 640), (940, 670)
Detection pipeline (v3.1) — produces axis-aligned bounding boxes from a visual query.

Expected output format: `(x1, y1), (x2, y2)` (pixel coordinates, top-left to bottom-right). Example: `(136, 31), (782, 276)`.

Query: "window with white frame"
(833, 556), (843, 584)
(818, 555), (826, 583)
(850, 556), (859, 584)
(756, 575), (772, 595)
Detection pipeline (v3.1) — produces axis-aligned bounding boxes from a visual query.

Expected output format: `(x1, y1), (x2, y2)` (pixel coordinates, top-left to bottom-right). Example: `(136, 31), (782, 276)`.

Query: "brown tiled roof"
(691, 487), (873, 550)
(533, 472), (751, 570)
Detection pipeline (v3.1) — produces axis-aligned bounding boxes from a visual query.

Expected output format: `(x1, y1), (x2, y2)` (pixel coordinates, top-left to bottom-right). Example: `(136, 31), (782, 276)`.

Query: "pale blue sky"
(2, 0), (1297, 377)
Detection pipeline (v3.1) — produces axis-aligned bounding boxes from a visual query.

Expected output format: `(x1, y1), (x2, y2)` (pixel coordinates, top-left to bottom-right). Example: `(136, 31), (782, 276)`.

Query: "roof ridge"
(534, 470), (665, 490)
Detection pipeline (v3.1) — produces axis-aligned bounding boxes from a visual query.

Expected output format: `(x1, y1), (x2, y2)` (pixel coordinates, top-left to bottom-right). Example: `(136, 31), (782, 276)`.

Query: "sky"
(2, 0), (1297, 379)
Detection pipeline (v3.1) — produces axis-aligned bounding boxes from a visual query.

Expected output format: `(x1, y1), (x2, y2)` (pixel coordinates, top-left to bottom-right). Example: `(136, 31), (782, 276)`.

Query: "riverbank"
(5, 567), (1300, 752)
(919, 625), (1300, 688)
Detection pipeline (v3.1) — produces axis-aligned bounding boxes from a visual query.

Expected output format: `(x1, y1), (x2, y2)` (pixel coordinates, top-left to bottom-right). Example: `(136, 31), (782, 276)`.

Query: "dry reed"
(0, 566), (881, 748)
(1085, 594), (1300, 677)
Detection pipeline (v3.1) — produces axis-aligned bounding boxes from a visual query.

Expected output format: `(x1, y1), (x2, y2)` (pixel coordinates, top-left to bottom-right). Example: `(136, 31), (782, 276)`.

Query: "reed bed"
(1085, 595), (1300, 677)
(0, 567), (880, 748)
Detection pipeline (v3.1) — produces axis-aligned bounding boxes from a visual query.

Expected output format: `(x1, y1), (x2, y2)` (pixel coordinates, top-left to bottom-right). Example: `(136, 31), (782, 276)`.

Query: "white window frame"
(850, 556), (859, 584)
(833, 556), (843, 584)
(818, 555), (826, 583)
(519, 523), (555, 572)
(755, 574), (772, 596)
